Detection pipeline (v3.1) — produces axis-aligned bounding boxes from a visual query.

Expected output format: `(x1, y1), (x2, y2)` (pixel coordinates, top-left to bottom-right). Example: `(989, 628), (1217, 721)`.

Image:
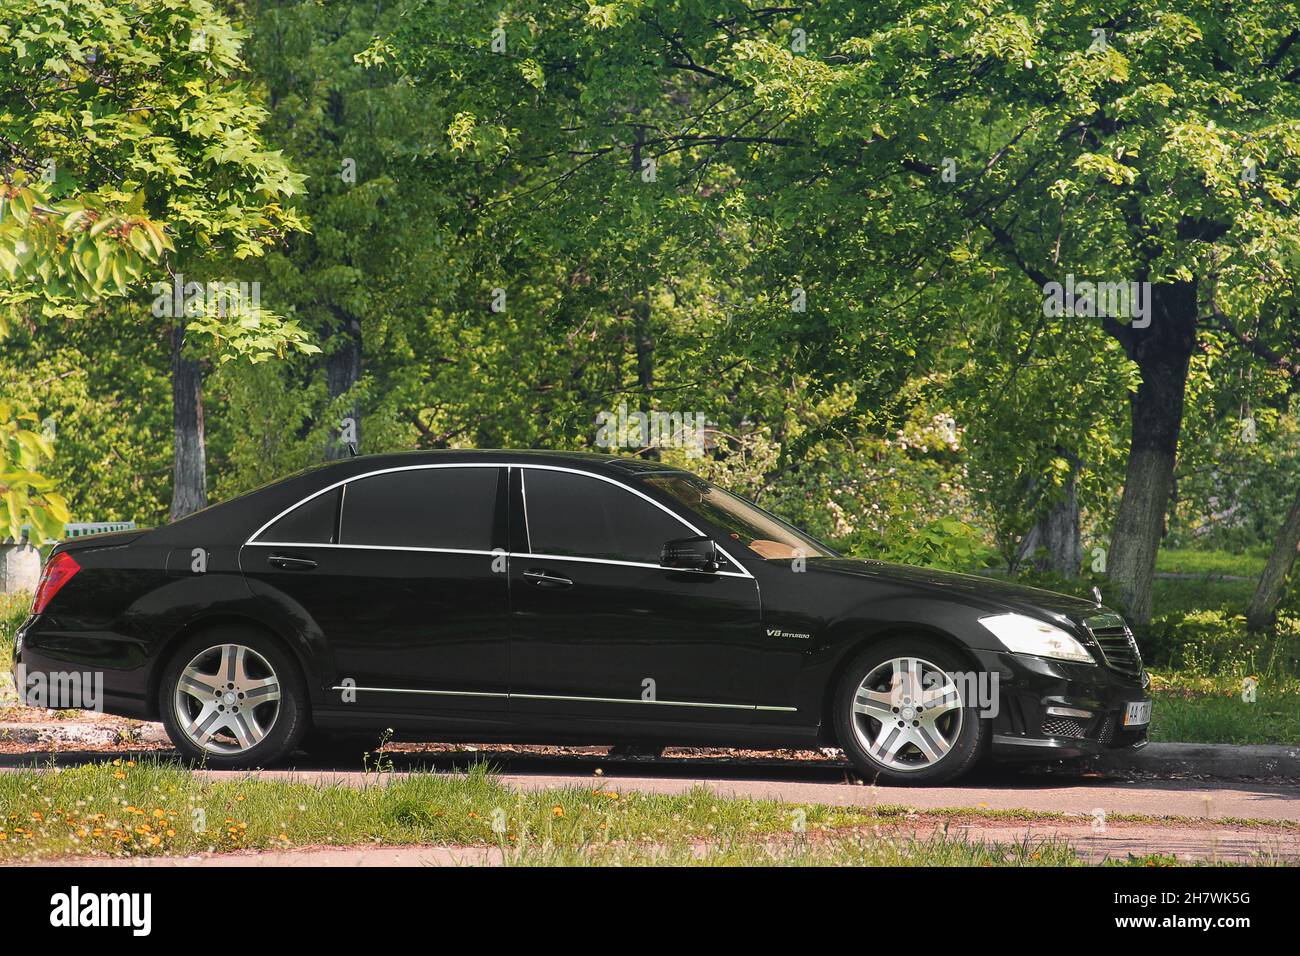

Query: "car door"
(241, 464), (509, 715)
(508, 465), (779, 725)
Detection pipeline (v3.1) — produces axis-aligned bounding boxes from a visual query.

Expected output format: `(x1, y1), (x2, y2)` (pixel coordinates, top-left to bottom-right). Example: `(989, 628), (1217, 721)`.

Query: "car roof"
(308, 448), (690, 477)
(149, 449), (693, 546)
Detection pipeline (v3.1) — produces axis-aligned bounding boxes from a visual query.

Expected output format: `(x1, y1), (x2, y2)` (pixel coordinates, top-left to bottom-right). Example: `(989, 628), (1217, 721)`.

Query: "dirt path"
(31, 820), (1297, 866)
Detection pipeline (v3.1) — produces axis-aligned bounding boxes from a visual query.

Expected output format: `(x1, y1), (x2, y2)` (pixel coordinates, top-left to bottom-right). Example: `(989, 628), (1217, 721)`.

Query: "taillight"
(32, 552), (80, 615)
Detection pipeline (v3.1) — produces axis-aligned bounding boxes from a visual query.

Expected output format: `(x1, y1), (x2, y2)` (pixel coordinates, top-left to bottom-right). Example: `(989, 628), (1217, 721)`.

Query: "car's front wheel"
(833, 637), (986, 785)
(160, 629), (308, 768)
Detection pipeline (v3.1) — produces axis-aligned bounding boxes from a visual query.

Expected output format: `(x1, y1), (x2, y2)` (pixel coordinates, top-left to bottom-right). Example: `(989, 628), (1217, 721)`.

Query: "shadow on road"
(1, 745), (1295, 804)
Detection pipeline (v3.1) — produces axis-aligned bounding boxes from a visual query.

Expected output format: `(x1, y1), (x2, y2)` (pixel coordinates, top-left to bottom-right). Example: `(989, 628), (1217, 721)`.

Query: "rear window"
(255, 488), (339, 544)
(340, 467), (498, 550)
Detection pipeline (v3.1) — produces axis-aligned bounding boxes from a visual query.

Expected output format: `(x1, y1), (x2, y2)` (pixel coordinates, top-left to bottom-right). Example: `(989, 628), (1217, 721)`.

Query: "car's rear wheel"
(160, 629), (307, 768)
(833, 637), (986, 785)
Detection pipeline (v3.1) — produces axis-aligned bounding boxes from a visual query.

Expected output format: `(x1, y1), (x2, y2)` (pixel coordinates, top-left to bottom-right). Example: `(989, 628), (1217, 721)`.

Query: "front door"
(508, 466), (771, 725)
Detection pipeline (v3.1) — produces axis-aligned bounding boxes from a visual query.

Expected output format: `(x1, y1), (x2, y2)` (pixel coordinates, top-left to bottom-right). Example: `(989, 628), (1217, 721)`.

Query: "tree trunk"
(325, 308), (362, 460)
(632, 298), (657, 459)
(1017, 455), (1081, 577)
(1105, 281), (1197, 623)
(1246, 487), (1300, 630)
(169, 319), (207, 520)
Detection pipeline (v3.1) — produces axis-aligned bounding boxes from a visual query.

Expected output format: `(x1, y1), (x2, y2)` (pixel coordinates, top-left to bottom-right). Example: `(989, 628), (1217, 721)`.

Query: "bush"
(1138, 609), (1280, 677)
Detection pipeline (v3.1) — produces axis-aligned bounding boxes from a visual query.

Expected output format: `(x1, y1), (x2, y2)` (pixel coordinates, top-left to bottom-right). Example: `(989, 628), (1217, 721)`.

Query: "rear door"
(241, 464), (509, 715)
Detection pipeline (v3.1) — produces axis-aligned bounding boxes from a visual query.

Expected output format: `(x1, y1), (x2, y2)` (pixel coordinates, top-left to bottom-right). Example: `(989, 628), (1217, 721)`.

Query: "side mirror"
(660, 535), (720, 573)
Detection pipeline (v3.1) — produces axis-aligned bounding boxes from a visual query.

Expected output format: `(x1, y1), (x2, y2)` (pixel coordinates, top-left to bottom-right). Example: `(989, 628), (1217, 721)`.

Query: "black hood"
(803, 558), (1102, 619)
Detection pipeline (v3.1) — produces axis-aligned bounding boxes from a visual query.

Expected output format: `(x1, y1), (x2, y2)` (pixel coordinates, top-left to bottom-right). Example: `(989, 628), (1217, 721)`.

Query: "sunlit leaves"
(0, 402), (69, 543)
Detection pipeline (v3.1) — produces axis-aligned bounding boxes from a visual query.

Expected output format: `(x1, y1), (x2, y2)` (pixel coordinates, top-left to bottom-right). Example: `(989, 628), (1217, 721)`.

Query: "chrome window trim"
(331, 685), (507, 700)
(244, 541), (500, 557)
(331, 685), (795, 712)
(246, 461), (506, 545)
(245, 460), (754, 578)
(516, 464), (532, 550)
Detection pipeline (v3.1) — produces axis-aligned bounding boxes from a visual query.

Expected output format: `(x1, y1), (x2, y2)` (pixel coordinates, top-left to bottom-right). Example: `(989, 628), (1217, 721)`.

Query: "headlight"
(979, 613), (1095, 664)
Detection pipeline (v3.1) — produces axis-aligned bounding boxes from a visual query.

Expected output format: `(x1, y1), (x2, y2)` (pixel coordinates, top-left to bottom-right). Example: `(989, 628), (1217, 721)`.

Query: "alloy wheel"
(173, 643), (282, 755)
(850, 656), (964, 771)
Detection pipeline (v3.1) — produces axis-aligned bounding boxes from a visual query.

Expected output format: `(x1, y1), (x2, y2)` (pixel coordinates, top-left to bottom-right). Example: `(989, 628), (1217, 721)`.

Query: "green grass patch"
(0, 592), (28, 676)
(0, 759), (895, 862)
(1149, 671), (1300, 746)
(503, 830), (1092, 866)
(1150, 577), (1255, 617)
(1154, 549), (1266, 579)
(3, 759), (1271, 866)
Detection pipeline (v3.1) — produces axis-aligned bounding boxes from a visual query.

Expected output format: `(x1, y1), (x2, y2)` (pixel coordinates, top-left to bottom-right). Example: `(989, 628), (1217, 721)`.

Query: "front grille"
(1041, 716), (1088, 738)
(1083, 613), (1144, 678)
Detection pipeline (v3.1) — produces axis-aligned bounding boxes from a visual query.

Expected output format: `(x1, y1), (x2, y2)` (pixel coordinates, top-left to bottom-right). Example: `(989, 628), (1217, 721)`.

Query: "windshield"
(643, 474), (837, 560)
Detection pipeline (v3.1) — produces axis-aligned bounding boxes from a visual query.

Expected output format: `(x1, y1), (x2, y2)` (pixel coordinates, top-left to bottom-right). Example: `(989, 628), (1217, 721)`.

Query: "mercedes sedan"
(11, 450), (1151, 783)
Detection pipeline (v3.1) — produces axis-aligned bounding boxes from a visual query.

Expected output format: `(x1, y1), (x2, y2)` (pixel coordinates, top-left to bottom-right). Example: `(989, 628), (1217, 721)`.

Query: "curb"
(1093, 742), (1300, 778)
(0, 720), (170, 748)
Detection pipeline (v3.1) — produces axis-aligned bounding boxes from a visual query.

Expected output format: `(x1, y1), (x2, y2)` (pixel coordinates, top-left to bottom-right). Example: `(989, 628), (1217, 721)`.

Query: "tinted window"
(644, 475), (835, 560)
(340, 468), (497, 550)
(257, 488), (339, 543)
(523, 469), (690, 563)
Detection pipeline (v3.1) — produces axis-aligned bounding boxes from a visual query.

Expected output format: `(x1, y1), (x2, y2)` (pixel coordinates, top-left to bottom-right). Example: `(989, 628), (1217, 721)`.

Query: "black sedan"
(11, 450), (1151, 783)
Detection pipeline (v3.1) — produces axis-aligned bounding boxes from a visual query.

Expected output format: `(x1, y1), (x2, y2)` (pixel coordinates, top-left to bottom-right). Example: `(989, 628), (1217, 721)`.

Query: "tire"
(833, 636), (986, 786)
(159, 627), (308, 769)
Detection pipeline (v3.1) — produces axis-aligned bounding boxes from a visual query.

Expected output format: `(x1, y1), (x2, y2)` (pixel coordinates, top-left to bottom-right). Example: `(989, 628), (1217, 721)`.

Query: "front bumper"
(973, 649), (1151, 761)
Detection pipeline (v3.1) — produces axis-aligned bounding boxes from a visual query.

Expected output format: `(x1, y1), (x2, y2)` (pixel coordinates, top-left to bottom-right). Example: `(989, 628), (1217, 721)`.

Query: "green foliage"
(0, 0), (313, 347)
(0, 400), (68, 541)
(1140, 608), (1299, 680)
(885, 517), (990, 571)
(0, 306), (173, 526)
(0, 0), (320, 538)
(0, 590), (29, 667)
(0, 176), (171, 322)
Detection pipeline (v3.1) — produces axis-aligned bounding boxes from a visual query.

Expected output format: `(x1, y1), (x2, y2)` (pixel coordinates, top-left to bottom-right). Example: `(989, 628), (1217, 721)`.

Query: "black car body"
(12, 450), (1151, 783)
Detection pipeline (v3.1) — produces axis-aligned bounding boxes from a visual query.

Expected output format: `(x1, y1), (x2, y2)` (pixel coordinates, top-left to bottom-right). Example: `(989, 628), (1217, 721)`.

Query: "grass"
(1148, 670), (1300, 746)
(0, 759), (1267, 866)
(1154, 549), (1267, 579)
(0, 759), (881, 861)
(503, 832), (1092, 866)
(0, 592), (27, 675)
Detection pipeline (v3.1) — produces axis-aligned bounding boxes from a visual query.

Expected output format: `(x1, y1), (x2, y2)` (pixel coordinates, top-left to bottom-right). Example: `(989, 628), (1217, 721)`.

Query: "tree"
(1, 0), (317, 527)
(386, 0), (1300, 621)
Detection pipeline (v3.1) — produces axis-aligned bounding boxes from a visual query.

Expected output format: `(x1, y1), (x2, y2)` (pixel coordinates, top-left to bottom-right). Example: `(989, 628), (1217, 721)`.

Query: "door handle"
(268, 554), (318, 570)
(523, 568), (573, 589)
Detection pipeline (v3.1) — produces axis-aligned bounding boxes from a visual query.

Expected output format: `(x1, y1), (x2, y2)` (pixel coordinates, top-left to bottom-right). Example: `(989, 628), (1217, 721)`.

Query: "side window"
(340, 468), (498, 550)
(256, 488), (339, 544)
(523, 469), (691, 564)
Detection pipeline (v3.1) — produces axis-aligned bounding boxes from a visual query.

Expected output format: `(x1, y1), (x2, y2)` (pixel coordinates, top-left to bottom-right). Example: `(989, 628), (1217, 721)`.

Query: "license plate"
(1123, 700), (1152, 727)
